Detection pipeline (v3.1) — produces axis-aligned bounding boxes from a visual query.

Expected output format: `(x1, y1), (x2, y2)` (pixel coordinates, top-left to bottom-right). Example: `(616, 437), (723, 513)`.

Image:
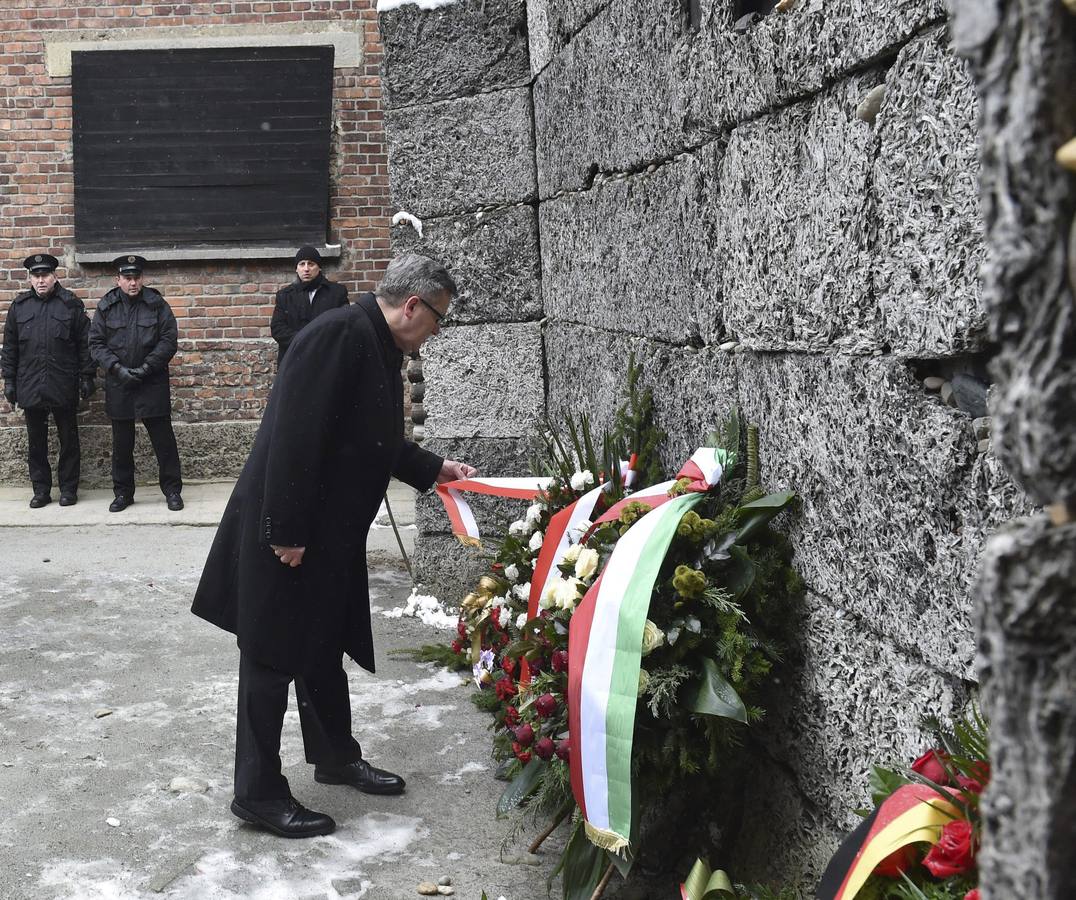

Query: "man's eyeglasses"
(415, 295), (445, 324)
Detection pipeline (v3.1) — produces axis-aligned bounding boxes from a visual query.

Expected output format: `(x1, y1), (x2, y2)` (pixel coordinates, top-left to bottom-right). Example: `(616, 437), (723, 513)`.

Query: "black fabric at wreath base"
(815, 807), (879, 900)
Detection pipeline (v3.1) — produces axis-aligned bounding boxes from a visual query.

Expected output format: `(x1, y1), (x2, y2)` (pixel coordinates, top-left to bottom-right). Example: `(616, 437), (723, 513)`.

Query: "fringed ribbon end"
(584, 821), (630, 854)
(456, 535), (483, 548)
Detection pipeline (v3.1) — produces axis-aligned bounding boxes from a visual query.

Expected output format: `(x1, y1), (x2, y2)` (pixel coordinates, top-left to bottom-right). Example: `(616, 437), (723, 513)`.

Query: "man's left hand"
(270, 545), (306, 567)
(436, 459), (477, 484)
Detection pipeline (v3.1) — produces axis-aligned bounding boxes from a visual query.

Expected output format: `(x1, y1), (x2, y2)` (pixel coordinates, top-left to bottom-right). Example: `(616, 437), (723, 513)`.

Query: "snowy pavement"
(0, 508), (563, 898)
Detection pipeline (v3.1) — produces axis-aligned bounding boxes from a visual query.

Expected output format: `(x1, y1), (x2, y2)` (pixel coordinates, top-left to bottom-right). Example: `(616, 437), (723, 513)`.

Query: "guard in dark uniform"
(269, 245), (349, 365)
(88, 255), (183, 512)
(1, 253), (95, 507)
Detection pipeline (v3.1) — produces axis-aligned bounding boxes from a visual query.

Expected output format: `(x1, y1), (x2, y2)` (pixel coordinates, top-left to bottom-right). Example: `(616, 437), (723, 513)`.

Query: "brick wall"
(0, 0), (393, 482)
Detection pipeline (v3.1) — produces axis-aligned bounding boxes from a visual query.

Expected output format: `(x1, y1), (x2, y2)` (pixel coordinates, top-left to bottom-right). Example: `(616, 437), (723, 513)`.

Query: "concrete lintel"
(75, 244), (342, 264)
(46, 23), (364, 77)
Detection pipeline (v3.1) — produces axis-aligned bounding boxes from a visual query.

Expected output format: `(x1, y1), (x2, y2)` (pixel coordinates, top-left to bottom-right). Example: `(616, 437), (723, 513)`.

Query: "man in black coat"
(192, 254), (476, 838)
(88, 255), (184, 513)
(1, 253), (95, 507)
(269, 245), (349, 365)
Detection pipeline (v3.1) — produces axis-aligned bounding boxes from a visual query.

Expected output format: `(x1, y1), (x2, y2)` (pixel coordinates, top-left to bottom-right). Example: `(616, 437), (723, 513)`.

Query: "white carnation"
(508, 520), (527, 537)
(570, 470), (595, 491)
(525, 503), (544, 524)
(512, 581), (531, 602)
(504, 563), (520, 583)
(515, 612), (528, 629)
(497, 605), (511, 628)
(528, 530), (544, 551)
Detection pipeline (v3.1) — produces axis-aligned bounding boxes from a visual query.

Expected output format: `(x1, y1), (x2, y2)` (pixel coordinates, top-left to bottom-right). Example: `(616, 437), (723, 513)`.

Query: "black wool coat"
(88, 287), (178, 420)
(1, 285), (93, 410)
(269, 276), (349, 364)
(191, 294), (443, 675)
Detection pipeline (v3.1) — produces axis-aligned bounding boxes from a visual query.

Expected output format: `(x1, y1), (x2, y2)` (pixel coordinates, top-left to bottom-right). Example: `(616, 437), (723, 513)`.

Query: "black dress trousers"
(110, 416), (182, 497)
(233, 651), (363, 802)
(24, 407), (80, 496)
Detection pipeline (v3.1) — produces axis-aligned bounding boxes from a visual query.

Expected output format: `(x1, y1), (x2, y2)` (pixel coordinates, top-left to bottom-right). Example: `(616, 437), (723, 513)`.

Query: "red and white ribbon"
(435, 476), (552, 545)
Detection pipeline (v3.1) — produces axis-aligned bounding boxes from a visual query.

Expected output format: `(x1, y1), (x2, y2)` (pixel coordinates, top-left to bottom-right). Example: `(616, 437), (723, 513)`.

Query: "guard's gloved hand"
(128, 364), (149, 380)
(3, 382), (15, 405)
(112, 364), (142, 386)
(79, 376), (96, 400)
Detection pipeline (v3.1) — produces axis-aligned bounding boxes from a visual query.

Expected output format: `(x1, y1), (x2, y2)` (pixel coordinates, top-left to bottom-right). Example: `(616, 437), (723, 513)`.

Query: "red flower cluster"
(494, 677), (517, 701)
(911, 749), (991, 795)
(923, 819), (976, 878)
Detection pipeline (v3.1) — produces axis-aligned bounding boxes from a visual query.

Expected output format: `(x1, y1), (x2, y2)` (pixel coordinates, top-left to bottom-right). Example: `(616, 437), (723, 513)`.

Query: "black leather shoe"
(59, 494), (77, 507)
(29, 494), (51, 509)
(166, 493), (184, 511)
(109, 495), (132, 512)
(230, 795), (335, 839)
(314, 758), (406, 795)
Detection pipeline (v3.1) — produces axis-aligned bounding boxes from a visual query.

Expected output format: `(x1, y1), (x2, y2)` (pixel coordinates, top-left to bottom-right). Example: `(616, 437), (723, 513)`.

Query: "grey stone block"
(533, 0), (686, 196)
(379, 0), (530, 108)
(412, 530), (496, 604)
(873, 27), (987, 357)
(714, 74), (882, 351)
(389, 205), (542, 324)
(421, 322), (544, 440)
(543, 323), (1030, 673)
(387, 88), (537, 218)
(414, 435), (541, 534)
(539, 146), (721, 343)
(975, 517), (1076, 900)
(754, 589), (966, 828)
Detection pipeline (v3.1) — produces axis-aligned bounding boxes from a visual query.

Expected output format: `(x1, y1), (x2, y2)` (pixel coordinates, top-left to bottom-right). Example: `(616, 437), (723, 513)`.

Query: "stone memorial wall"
(379, 0), (1067, 891)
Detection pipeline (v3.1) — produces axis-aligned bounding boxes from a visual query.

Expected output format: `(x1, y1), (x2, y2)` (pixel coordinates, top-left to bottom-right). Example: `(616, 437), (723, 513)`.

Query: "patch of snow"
(377, 0), (457, 12)
(438, 761), (488, 784)
(382, 591), (457, 629)
(390, 210), (424, 238)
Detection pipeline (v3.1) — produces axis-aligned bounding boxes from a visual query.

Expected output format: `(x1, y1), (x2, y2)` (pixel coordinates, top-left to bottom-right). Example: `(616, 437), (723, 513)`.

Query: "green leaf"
(496, 758), (547, 818)
(723, 546), (757, 600)
(551, 819), (609, 900)
(682, 858), (738, 899)
(687, 658), (748, 722)
(868, 765), (910, 806)
(735, 492), (796, 544)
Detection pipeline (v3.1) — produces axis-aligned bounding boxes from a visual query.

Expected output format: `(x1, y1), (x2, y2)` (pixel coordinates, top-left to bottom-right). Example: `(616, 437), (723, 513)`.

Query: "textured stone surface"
(757, 590), (966, 827)
(539, 146), (720, 343)
(389, 205), (542, 324)
(715, 75), (881, 351)
(414, 435), (540, 535)
(412, 530), (494, 603)
(0, 420), (258, 488)
(421, 322), (544, 440)
(543, 323), (1029, 674)
(379, 0), (530, 108)
(975, 518), (1076, 900)
(873, 27), (987, 357)
(533, 0), (686, 196)
(387, 88), (536, 218)
(948, 1), (1076, 506)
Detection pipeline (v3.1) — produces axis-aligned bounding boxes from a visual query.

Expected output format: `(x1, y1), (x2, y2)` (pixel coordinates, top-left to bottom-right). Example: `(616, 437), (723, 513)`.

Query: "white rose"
(637, 669), (650, 696)
(528, 530), (544, 551)
(562, 544), (582, 565)
(525, 503), (544, 524)
(570, 470), (595, 491)
(641, 619), (665, 656)
(504, 564), (520, 583)
(541, 578), (561, 609)
(574, 547), (600, 582)
(554, 577), (583, 610)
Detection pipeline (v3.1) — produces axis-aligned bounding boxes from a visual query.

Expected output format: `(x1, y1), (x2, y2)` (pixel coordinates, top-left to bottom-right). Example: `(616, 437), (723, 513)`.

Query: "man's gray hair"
(377, 254), (457, 307)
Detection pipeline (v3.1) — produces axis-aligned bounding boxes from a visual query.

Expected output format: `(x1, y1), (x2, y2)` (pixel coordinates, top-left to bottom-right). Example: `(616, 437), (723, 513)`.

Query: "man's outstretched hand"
(436, 459), (477, 484)
(271, 545), (306, 567)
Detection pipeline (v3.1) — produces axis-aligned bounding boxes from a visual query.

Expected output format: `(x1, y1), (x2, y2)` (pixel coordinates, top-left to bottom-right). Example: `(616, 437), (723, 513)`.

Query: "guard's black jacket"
(88, 287), (178, 419)
(1, 284), (93, 409)
(192, 294), (442, 675)
(269, 275), (349, 364)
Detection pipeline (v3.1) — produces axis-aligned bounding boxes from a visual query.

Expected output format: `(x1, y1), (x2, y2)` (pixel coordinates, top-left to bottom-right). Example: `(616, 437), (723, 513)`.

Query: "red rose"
(535, 693), (558, 718)
(923, 819), (976, 878)
(511, 742), (531, 765)
(872, 845), (917, 879)
(514, 724), (534, 747)
(551, 649), (569, 673)
(504, 706), (520, 728)
(963, 890), (980, 900)
(555, 738), (571, 761)
(957, 762), (990, 795)
(502, 656), (517, 676)
(912, 749), (951, 785)
(494, 678), (517, 701)
(534, 737), (555, 760)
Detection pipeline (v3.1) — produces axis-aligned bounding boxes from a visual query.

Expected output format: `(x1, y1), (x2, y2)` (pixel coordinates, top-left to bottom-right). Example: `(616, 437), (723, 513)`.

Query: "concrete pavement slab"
(0, 518), (562, 900)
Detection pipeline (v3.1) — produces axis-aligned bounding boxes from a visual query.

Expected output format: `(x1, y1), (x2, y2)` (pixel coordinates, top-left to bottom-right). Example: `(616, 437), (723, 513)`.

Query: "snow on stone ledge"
(376, 0), (458, 12)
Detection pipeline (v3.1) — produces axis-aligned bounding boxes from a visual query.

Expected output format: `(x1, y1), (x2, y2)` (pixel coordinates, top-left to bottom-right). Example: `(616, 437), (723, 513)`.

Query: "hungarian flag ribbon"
(815, 783), (961, 900)
(568, 490), (706, 852)
(435, 476), (552, 545)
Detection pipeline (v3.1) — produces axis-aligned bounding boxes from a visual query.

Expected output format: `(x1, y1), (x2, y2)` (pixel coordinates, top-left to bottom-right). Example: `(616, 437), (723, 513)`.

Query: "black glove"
(79, 376), (96, 400)
(112, 365), (142, 386)
(3, 382), (15, 405)
(128, 364), (150, 380)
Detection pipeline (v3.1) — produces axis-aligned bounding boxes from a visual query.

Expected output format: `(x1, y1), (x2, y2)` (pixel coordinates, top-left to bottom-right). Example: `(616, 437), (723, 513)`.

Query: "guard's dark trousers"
(25, 407), (79, 496)
(234, 652), (362, 802)
(110, 416), (182, 497)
